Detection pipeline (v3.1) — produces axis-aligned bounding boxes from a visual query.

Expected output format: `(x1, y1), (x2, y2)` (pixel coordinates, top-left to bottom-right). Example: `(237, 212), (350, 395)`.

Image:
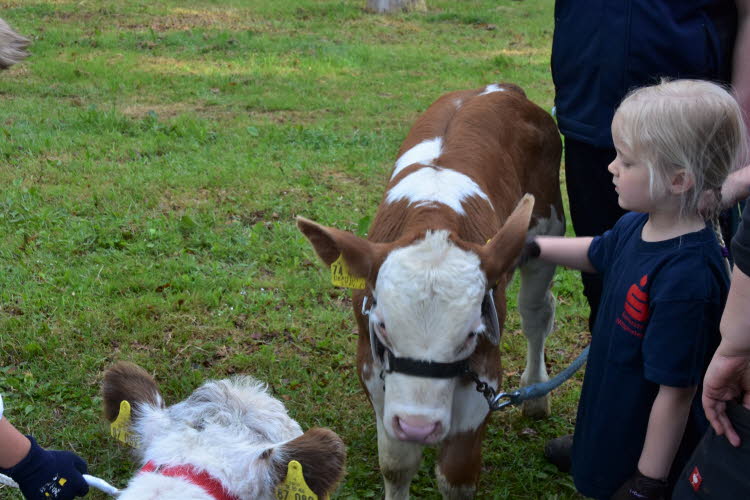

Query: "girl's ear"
(669, 169), (695, 194)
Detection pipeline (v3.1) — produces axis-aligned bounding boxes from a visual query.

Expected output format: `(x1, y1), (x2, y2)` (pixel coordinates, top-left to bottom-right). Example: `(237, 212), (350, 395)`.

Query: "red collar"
(139, 461), (239, 500)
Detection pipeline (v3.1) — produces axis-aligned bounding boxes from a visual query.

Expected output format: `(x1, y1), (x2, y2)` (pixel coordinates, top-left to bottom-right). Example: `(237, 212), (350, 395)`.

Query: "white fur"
(392, 137), (443, 179)
(479, 84), (505, 95)
(386, 167), (492, 215)
(119, 377), (303, 500)
(118, 474), (211, 500)
(376, 414), (423, 500)
(371, 231), (487, 444)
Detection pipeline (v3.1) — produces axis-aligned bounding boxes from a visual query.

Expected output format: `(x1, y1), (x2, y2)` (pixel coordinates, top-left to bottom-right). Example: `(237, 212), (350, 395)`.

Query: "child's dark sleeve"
(642, 256), (722, 387)
(587, 212), (638, 273)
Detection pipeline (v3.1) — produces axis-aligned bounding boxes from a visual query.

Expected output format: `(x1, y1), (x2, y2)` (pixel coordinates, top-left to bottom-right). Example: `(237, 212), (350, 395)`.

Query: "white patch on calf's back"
(479, 83), (505, 95)
(386, 167), (492, 215)
(392, 137), (442, 179)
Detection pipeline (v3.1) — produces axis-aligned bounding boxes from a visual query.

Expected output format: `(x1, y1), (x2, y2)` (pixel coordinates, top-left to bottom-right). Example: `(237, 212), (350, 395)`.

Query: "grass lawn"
(0, 1), (590, 498)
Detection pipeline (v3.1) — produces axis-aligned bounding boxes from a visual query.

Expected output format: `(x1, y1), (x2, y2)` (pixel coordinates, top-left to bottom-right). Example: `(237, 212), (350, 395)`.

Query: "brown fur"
(273, 427), (347, 498)
(102, 361), (162, 422)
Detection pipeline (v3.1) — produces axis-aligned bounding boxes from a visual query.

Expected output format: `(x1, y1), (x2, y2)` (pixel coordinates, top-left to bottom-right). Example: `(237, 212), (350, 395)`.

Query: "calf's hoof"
(521, 395), (550, 418)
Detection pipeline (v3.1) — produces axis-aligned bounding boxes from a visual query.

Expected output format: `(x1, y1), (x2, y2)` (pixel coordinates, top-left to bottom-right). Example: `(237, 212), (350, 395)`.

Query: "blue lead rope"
(490, 346), (590, 411)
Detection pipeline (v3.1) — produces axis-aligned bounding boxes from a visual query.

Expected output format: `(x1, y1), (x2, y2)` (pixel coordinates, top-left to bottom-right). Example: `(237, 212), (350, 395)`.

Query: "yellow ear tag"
(330, 254), (365, 290)
(110, 400), (137, 447)
(275, 460), (319, 500)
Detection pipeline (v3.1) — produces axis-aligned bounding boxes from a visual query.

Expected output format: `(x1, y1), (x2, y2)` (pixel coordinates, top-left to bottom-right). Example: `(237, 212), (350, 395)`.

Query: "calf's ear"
(102, 361), (163, 422)
(480, 194), (535, 285)
(296, 217), (384, 282)
(270, 428), (347, 498)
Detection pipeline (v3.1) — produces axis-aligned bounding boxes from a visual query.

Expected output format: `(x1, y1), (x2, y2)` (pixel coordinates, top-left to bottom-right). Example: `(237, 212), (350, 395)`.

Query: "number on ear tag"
(110, 400), (138, 448)
(275, 460), (319, 500)
(330, 254), (366, 289)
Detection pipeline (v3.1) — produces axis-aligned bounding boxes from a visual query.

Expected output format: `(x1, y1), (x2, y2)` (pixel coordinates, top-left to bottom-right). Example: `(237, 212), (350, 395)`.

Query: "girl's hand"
(515, 236), (540, 268)
(612, 470), (666, 500)
(0, 436), (89, 499)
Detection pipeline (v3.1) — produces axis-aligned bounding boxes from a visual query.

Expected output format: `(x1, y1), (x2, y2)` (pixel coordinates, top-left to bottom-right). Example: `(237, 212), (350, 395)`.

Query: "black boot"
(544, 434), (573, 473)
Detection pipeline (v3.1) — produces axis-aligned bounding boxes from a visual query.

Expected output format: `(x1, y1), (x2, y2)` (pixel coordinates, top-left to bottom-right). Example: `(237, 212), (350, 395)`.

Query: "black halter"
(363, 289), (501, 380)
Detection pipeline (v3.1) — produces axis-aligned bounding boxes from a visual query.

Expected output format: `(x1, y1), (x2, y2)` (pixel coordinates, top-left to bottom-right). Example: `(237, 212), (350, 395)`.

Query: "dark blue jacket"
(552, 0), (737, 147)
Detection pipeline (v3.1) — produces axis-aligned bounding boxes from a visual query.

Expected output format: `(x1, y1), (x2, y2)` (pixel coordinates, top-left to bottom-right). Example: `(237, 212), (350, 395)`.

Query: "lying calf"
(102, 362), (346, 500)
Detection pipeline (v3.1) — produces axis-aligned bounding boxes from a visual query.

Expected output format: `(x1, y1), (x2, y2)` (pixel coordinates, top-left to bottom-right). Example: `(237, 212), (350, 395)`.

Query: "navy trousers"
(563, 137), (625, 330)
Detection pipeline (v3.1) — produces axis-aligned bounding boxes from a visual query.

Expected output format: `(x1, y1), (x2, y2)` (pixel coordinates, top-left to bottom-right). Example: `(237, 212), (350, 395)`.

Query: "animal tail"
(0, 18), (30, 70)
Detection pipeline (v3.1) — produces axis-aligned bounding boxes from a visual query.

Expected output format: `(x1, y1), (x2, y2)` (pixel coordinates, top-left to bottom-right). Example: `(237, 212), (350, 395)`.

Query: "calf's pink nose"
(393, 415), (441, 443)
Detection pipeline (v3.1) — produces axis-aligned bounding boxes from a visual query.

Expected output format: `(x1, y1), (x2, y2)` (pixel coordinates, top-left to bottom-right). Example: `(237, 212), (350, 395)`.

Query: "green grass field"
(0, 1), (590, 498)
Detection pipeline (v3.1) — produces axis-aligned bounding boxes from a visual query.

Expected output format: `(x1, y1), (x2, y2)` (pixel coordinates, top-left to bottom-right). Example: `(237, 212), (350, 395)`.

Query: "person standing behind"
(669, 202), (750, 498)
(704, 203), (750, 446)
(526, 80), (748, 500)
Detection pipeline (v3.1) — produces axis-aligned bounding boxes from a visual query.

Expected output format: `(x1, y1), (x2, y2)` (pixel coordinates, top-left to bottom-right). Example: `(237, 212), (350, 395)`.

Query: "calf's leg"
(435, 426), (486, 499)
(518, 256), (558, 418)
(377, 415), (423, 500)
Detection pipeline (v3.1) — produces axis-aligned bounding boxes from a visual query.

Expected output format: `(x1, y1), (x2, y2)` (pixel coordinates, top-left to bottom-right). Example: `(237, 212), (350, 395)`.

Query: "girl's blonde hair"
(613, 79), (749, 219)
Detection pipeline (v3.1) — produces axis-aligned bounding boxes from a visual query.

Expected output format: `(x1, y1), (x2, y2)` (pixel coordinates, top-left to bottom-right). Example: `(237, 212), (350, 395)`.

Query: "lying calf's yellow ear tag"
(275, 460), (319, 500)
(110, 400), (137, 448)
(330, 254), (365, 290)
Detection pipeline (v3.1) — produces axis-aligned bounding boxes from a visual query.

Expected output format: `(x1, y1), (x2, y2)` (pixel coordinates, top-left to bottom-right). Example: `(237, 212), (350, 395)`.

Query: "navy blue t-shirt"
(571, 212), (729, 499)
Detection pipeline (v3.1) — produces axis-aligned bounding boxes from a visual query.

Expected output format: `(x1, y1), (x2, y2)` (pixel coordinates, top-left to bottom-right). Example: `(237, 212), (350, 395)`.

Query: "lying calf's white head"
(102, 362), (346, 500)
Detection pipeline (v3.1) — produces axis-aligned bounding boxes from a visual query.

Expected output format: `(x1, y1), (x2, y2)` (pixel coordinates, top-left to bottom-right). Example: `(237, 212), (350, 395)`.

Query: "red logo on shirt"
(615, 274), (649, 337)
(689, 466), (702, 492)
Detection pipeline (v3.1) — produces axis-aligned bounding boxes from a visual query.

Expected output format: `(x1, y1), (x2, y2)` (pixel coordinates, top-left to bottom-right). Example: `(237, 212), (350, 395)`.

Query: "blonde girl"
(529, 79), (748, 500)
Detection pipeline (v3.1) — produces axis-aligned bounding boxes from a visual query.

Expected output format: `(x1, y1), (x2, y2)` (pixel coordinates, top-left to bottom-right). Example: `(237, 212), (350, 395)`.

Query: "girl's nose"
(607, 160), (617, 175)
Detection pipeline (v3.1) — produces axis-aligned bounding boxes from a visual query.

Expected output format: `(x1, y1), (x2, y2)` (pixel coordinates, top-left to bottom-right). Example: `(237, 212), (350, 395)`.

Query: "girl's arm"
(638, 384), (697, 479)
(0, 406), (90, 499)
(536, 236), (596, 273)
(0, 416), (31, 468)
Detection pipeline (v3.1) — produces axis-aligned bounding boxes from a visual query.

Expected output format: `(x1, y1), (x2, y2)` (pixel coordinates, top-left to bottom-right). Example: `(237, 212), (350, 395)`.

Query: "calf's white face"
(296, 194), (535, 446)
(369, 231), (487, 443)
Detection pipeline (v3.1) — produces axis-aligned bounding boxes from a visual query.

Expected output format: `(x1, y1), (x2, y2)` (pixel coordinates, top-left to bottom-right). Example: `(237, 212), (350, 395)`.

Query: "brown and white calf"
(297, 83), (563, 499)
(102, 362), (346, 500)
